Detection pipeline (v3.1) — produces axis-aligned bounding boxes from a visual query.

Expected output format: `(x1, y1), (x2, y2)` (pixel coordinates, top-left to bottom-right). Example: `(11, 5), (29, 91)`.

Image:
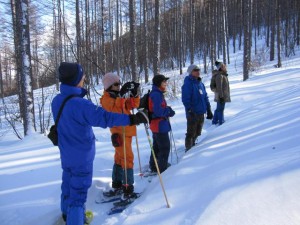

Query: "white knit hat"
(187, 64), (200, 74)
(102, 73), (120, 90)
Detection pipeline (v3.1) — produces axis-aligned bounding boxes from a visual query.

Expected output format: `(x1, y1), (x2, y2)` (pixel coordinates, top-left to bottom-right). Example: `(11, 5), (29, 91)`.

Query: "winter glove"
(120, 82), (135, 97)
(130, 82), (141, 97)
(219, 97), (225, 103)
(129, 111), (148, 125)
(206, 108), (213, 120)
(168, 106), (175, 117)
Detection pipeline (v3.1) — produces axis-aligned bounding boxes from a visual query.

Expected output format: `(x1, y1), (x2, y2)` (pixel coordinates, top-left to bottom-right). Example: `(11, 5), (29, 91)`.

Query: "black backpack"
(138, 90), (152, 121)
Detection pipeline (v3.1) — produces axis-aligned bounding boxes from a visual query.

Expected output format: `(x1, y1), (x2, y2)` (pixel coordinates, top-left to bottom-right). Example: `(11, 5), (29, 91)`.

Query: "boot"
(185, 135), (193, 152)
(103, 182), (123, 197)
(122, 185), (140, 200)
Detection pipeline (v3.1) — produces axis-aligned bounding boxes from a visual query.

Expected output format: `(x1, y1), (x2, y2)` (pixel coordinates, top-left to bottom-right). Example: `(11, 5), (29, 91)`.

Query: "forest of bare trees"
(0, 0), (299, 136)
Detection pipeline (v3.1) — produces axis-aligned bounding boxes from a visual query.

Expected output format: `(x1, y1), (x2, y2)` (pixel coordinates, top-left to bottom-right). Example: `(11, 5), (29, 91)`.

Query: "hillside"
(0, 51), (300, 225)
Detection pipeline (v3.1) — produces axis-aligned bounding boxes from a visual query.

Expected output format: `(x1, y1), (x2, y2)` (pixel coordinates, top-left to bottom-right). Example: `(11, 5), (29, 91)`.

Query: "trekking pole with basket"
(138, 109), (170, 208)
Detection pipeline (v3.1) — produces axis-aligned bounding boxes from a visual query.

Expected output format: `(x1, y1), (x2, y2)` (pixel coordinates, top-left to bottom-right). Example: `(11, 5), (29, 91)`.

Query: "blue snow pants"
(213, 102), (226, 125)
(149, 132), (170, 173)
(61, 164), (93, 225)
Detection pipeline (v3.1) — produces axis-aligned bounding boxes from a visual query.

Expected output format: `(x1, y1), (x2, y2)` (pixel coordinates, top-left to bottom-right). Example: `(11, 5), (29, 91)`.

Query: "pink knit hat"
(102, 73), (120, 90)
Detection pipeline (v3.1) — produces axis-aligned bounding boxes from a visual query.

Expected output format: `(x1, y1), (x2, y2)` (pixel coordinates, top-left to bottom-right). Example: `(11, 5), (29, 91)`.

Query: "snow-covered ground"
(1, 47), (300, 225)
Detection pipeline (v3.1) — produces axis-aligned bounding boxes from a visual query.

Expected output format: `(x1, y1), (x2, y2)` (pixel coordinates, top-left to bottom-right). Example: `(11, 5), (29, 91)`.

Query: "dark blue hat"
(58, 62), (84, 86)
(152, 74), (169, 87)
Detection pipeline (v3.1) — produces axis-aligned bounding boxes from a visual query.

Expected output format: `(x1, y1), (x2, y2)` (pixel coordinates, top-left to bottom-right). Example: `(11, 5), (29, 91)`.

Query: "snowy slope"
(1, 52), (300, 225)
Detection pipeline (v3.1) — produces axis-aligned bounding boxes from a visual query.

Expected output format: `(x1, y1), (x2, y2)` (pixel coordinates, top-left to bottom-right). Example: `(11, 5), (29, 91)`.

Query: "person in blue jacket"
(51, 62), (146, 225)
(182, 64), (213, 152)
(148, 74), (175, 173)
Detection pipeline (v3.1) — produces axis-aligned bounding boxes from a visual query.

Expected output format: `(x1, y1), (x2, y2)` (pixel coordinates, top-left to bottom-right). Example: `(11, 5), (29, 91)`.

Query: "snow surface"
(1, 48), (300, 225)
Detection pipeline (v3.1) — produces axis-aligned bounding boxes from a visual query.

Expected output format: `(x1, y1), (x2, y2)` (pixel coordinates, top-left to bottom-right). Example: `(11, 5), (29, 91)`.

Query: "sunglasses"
(193, 69), (200, 72)
(113, 82), (121, 86)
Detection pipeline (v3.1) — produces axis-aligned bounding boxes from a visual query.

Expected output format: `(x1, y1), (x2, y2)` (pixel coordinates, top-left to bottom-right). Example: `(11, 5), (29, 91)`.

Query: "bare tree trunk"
(297, 5), (300, 46)
(270, 0), (275, 61)
(129, 0), (137, 81)
(143, 0), (149, 82)
(189, 0), (195, 64)
(108, 0), (114, 72)
(76, 0), (81, 62)
(153, 0), (160, 76)
(116, 0), (120, 76)
(58, 0), (63, 63)
(276, 0), (282, 68)
(222, 0), (227, 64)
(12, 0), (36, 135)
(210, 0), (216, 71)
(101, 0), (106, 74)
(179, 0), (183, 74)
(52, 0), (59, 90)
(0, 55), (4, 99)
(243, 0), (251, 81)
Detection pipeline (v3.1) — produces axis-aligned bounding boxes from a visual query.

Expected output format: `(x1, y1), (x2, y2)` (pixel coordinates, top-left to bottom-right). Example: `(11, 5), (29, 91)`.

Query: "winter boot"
(84, 211), (94, 225)
(62, 213), (67, 222)
(143, 168), (158, 177)
(185, 135), (193, 152)
(103, 181), (123, 198)
(112, 185), (140, 207)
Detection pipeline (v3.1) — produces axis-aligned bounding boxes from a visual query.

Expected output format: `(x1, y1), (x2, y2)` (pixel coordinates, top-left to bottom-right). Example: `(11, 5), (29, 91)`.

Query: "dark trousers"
(149, 132), (170, 173)
(112, 163), (134, 193)
(185, 114), (204, 150)
(213, 102), (226, 125)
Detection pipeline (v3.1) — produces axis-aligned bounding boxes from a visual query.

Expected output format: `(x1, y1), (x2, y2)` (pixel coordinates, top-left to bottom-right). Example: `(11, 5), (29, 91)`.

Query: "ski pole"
(129, 88), (143, 177)
(139, 110), (170, 208)
(132, 108), (143, 177)
(169, 131), (173, 164)
(120, 97), (128, 191)
(169, 119), (178, 164)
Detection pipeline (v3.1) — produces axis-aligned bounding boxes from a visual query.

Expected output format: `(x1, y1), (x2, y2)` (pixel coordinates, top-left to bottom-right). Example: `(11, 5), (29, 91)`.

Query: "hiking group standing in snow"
(51, 61), (230, 225)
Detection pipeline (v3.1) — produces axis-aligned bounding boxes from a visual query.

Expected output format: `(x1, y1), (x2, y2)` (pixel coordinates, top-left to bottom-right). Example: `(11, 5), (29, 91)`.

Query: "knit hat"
(215, 61), (223, 70)
(58, 62), (84, 86)
(152, 74), (169, 87)
(187, 64), (200, 74)
(102, 73), (121, 90)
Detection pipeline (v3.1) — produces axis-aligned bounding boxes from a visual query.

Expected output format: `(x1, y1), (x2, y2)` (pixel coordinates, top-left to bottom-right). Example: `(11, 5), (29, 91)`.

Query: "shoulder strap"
(54, 95), (77, 126)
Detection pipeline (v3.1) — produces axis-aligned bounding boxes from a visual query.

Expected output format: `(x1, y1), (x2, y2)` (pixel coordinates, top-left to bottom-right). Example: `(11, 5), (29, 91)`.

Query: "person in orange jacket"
(100, 72), (141, 200)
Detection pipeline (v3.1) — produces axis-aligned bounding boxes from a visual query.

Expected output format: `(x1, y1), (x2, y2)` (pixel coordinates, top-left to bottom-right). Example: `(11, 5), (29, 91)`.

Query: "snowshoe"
(95, 188), (123, 204)
(107, 192), (141, 215)
(103, 188), (123, 197)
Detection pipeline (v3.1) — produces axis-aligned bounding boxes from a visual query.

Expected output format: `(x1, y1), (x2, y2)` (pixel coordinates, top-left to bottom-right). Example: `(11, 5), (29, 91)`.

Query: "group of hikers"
(51, 61), (231, 224)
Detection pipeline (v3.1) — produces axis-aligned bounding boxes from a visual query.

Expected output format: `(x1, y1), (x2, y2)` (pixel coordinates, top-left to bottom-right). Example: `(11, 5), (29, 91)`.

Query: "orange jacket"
(100, 91), (140, 136)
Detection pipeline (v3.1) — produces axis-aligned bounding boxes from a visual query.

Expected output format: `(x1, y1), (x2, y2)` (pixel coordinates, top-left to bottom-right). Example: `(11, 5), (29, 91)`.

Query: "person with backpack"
(210, 61), (231, 125)
(51, 63), (147, 225)
(182, 64), (213, 152)
(100, 73), (141, 201)
(148, 74), (175, 174)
